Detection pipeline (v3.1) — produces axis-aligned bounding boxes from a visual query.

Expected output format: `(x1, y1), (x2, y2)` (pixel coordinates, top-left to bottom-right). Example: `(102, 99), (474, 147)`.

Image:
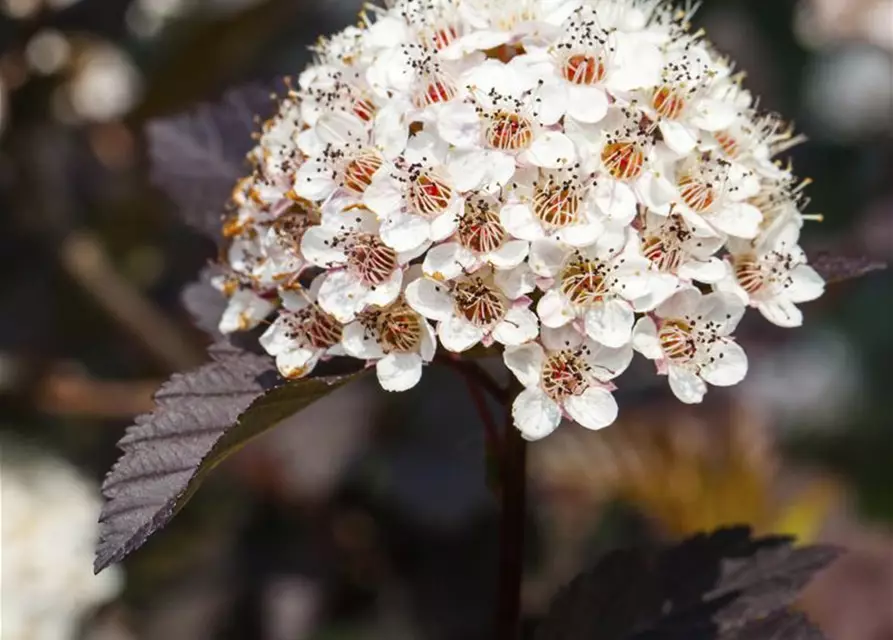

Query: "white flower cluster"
(1, 442), (123, 639)
(217, 0), (826, 440)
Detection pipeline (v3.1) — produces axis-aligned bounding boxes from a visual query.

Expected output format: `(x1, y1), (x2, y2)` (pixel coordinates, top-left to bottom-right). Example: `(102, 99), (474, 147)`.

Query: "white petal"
(690, 98), (738, 132)
(488, 239), (529, 269)
(564, 387), (618, 430)
(448, 150), (490, 192)
(259, 316), (292, 355)
(293, 159), (336, 201)
(404, 277), (454, 321)
(363, 172), (405, 218)
(540, 324), (583, 351)
(758, 298), (803, 328)
(280, 289), (310, 313)
(491, 306), (539, 346)
(659, 120), (699, 155)
(667, 366), (707, 404)
(301, 227), (346, 267)
(583, 299), (634, 347)
(787, 264), (825, 303)
(503, 342), (544, 387)
(709, 203), (763, 239)
(219, 290), (274, 333)
(380, 211), (431, 252)
(528, 238), (568, 277)
(696, 291), (746, 335)
(423, 242), (471, 280)
(315, 111), (366, 146)
(566, 85), (609, 124)
(678, 257), (727, 283)
(494, 262), (536, 299)
(656, 286), (703, 319)
(296, 128), (324, 157)
(512, 387), (562, 441)
(317, 270), (367, 322)
(631, 316), (663, 360)
(608, 34), (662, 91)
(276, 348), (319, 379)
(374, 101), (409, 159)
(593, 179), (637, 225)
(366, 268), (403, 307)
(532, 81), (568, 126)
(438, 315), (485, 352)
(522, 131), (577, 168)
(700, 340), (748, 387)
(585, 341), (633, 381)
(538, 289), (575, 328)
(342, 321), (386, 359)
(377, 353), (423, 392)
(419, 320), (437, 361)
(631, 272), (679, 312)
(437, 102), (482, 149)
(500, 203), (544, 241)
(430, 205), (460, 242)
(553, 220), (603, 247)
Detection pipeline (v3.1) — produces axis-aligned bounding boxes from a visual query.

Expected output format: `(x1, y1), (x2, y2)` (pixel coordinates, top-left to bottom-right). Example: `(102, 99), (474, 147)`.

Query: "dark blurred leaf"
(95, 341), (362, 572)
(181, 265), (226, 337)
(536, 527), (839, 640)
(147, 85), (275, 240)
(730, 611), (825, 640)
(811, 253), (886, 284)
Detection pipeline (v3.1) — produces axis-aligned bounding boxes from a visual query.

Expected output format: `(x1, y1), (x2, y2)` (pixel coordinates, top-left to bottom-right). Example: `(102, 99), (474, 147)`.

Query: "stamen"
(678, 175), (715, 212)
(409, 168), (453, 217)
(286, 305), (343, 350)
(601, 142), (645, 181)
(652, 85), (686, 119)
(541, 350), (590, 401)
(341, 150), (383, 194)
(486, 111), (533, 151)
(559, 254), (610, 305)
(452, 278), (508, 327)
(733, 254), (765, 295)
(658, 320), (696, 362)
(457, 197), (506, 254)
(533, 176), (583, 228)
(347, 234), (398, 286)
(561, 54), (606, 85)
(377, 303), (424, 352)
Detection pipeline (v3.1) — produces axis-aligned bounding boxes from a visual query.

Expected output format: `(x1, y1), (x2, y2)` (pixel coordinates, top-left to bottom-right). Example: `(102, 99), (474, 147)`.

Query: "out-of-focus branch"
(59, 231), (205, 371)
(35, 363), (160, 418)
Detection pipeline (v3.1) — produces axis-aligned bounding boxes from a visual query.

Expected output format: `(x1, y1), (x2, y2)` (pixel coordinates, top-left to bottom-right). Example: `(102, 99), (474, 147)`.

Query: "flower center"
(415, 79), (457, 108)
(561, 53), (606, 85)
(733, 254), (765, 295)
(714, 131), (739, 158)
(341, 150), (383, 194)
(452, 278), (508, 327)
(289, 305), (343, 350)
(642, 235), (683, 273)
(559, 255), (609, 305)
(458, 199), (506, 254)
(352, 96), (376, 122)
(533, 180), (581, 228)
(486, 111), (533, 151)
(347, 233), (398, 286)
(409, 170), (453, 217)
(652, 85), (686, 120)
(658, 319), (697, 362)
(541, 351), (590, 401)
(601, 142), (645, 181)
(422, 25), (459, 50)
(376, 304), (424, 353)
(678, 175), (715, 212)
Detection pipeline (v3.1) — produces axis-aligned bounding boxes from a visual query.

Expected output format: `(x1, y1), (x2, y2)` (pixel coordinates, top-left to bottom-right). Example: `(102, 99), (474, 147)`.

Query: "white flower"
(423, 192), (530, 277)
(363, 131), (463, 253)
(530, 235), (659, 347)
(670, 152), (763, 238)
(342, 297), (436, 391)
(638, 41), (739, 155)
(2, 442), (123, 640)
(504, 325), (629, 439)
(301, 202), (406, 322)
(529, 5), (662, 125)
(405, 265), (539, 351)
(632, 286), (748, 403)
(259, 282), (344, 379)
(716, 221), (825, 327)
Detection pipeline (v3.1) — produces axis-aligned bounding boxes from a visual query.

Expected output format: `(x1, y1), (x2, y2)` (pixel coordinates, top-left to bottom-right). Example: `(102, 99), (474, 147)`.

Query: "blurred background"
(0, 0), (890, 638)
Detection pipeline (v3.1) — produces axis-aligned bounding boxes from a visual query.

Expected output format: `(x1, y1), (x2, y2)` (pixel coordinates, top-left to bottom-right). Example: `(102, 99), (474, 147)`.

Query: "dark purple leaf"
(810, 253), (886, 284)
(536, 527), (839, 640)
(95, 341), (362, 572)
(147, 85), (275, 240)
